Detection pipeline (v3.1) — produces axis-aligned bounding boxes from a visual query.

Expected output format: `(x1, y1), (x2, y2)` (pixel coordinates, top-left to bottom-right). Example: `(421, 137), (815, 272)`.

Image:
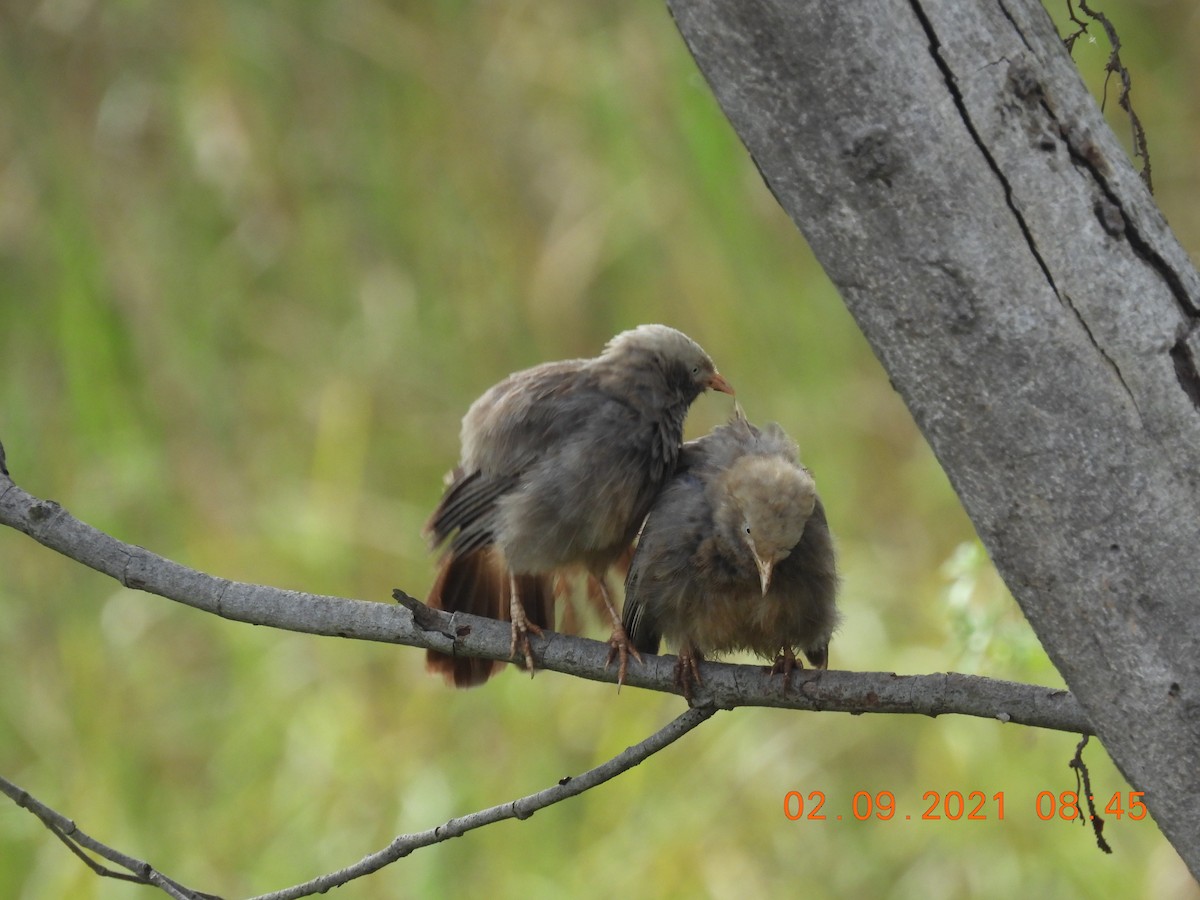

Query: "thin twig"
(1069, 734), (1113, 854)
(2, 708), (715, 899)
(1062, 0), (1089, 53)
(0, 775), (221, 900)
(248, 705), (719, 899)
(1061, 0), (1152, 192)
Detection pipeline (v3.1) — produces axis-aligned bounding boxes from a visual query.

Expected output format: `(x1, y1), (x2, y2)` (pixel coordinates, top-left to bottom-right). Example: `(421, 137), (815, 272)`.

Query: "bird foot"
(509, 604), (545, 677)
(768, 649), (801, 694)
(603, 623), (644, 690)
(592, 573), (642, 690)
(673, 649), (704, 702)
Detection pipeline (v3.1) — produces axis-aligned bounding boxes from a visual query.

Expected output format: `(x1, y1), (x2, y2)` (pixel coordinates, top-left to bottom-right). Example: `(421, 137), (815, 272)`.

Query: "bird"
(622, 408), (839, 699)
(424, 324), (734, 688)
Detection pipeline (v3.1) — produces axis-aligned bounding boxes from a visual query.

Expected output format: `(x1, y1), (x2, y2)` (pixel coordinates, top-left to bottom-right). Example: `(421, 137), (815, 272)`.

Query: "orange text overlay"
(782, 790), (1149, 823)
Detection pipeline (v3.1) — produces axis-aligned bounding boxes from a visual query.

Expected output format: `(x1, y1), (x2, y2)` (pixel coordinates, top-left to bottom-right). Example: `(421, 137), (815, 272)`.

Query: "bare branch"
(0, 775), (221, 900)
(1070, 734), (1114, 854)
(1062, 0), (1153, 191)
(2, 707), (715, 898)
(248, 705), (718, 900)
(0, 459), (1092, 732)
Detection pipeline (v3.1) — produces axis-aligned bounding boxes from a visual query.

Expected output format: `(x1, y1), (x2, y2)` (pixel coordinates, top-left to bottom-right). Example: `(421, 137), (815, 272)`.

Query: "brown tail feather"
(425, 549), (555, 688)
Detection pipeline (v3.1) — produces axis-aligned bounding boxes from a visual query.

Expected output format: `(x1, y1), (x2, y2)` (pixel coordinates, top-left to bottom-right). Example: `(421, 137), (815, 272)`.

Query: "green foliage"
(1, 1), (1195, 897)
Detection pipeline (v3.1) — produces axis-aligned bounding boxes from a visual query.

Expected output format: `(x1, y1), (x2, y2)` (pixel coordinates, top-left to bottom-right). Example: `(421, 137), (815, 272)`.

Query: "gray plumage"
(425, 324), (733, 687)
(622, 409), (839, 695)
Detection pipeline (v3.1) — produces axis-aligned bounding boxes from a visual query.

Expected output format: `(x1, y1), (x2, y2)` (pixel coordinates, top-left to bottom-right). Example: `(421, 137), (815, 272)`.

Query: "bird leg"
(768, 647), (801, 694)
(593, 571), (643, 688)
(674, 644), (704, 702)
(509, 576), (544, 676)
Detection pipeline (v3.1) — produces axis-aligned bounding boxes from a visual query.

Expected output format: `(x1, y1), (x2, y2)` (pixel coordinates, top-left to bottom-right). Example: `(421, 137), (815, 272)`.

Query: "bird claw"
(673, 649), (704, 702)
(592, 575), (641, 690)
(768, 648), (800, 694)
(603, 624), (643, 689)
(508, 603), (544, 676)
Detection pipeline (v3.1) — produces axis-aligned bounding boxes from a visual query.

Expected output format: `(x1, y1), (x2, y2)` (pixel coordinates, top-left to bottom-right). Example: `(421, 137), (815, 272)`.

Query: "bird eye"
(691, 365), (700, 375)
(744, 526), (751, 535)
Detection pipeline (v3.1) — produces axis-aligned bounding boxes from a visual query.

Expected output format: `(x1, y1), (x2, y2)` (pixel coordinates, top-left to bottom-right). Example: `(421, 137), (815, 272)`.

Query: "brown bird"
(425, 324), (734, 687)
(622, 409), (839, 699)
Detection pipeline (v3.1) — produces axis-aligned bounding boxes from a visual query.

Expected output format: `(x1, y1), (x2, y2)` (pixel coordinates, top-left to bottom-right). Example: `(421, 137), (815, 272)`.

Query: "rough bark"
(667, 0), (1200, 876)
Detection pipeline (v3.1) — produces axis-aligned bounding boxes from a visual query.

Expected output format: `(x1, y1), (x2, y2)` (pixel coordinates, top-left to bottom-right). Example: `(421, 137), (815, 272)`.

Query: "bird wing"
(427, 361), (603, 554)
(622, 469), (711, 654)
(461, 360), (599, 476)
(424, 467), (518, 554)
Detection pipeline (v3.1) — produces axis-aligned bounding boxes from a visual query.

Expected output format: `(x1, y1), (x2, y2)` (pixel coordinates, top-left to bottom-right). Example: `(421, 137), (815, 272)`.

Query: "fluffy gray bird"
(622, 409), (839, 698)
(425, 324), (734, 687)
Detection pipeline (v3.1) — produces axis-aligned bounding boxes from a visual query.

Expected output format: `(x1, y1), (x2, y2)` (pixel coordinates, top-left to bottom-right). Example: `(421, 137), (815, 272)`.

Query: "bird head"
(719, 455), (817, 595)
(603, 324), (734, 398)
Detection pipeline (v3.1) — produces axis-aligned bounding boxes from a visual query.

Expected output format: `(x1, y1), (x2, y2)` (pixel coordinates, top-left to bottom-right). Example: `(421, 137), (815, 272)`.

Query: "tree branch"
(2, 706), (717, 899)
(0, 775), (221, 900)
(1064, 0), (1153, 191)
(663, 0), (1200, 873)
(248, 705), (718, 900)
(0, 456), (1089, 732)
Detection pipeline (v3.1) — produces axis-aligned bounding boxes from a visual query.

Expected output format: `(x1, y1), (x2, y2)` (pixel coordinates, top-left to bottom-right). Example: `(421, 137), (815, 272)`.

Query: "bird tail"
(804, 639), (830, 670)
(425, 548), (555, 688)
(621, 596), (662, 656)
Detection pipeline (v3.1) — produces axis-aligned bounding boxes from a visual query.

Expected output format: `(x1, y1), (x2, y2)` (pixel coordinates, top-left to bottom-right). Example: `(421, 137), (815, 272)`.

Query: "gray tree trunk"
(667, 0), (1200, 876)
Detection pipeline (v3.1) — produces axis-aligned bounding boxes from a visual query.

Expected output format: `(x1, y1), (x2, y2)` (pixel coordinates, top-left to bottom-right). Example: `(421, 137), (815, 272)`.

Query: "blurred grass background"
(1, 1), (1198, 897)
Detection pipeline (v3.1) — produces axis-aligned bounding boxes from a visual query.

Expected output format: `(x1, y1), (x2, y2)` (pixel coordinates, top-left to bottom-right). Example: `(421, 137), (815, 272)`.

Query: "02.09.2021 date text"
(783, 790), (1149, 823)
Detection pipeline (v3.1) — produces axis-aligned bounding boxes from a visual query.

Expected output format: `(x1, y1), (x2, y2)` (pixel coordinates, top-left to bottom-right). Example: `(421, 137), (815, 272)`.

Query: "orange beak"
(707, 371), (735, 395)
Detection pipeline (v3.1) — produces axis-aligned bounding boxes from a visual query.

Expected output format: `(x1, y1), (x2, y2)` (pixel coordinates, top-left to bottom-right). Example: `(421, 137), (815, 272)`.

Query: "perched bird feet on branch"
(604, 622), (644, 689)
(673, 646), (705, 702)
(768, 648), (800, 694)
(593, 572), (642, 688)
(509, 593), (544, 676)
(768, 642), (829, 693)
